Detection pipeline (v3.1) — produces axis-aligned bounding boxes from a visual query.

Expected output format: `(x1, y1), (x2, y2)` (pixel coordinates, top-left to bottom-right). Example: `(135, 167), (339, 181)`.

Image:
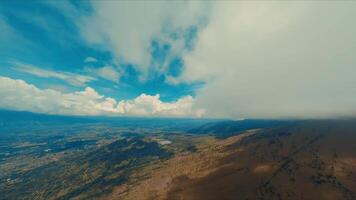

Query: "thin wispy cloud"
(84, 65), (121, 83)
(12, 62), (96, 87)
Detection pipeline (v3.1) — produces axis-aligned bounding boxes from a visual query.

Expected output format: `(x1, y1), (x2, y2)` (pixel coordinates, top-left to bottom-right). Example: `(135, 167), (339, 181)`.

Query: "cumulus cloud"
(79, 1), (210, 77)
(174, 1), (356, 119)
(0, 76), (204, 117)
(116, 94), (204, 117)
(13, 61), (96, 86)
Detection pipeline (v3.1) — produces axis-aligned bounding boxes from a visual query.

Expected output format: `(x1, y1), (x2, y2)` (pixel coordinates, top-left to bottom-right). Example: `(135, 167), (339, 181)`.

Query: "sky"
(0, 1), (356, 119)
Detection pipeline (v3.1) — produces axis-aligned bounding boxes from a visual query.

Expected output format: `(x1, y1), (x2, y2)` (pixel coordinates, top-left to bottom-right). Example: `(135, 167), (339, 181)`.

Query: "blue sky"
(1, 1), (356, 118)
(0, 1), (203, 102)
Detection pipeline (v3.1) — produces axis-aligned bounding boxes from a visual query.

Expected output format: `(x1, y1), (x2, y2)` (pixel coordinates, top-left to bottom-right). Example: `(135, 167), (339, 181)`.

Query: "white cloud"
(79, 1), (210, 78)
(84, 56), (98, 63)
(22, 1), (356, 119)
(0, 76), (204, 117)
(116, 94), (204, 117)
(96, 66), (120, 83)
(13, 62), (96, 86)
(84, 65), (121, 83)
(180, 1), (356, 118)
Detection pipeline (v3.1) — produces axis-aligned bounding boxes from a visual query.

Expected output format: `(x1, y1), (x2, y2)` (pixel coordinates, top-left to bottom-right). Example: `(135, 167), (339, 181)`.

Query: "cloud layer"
(180, 1), (356, 118)
(2, 1), (356, 119)
(0, 76), (204, 117)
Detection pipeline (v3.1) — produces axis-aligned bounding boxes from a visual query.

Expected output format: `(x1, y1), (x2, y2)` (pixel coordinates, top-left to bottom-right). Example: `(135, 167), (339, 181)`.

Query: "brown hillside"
(106, 120), (356, 200)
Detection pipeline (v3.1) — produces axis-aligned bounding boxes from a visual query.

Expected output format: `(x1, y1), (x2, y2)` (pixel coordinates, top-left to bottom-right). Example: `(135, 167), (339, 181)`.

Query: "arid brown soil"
(103, 130), (258, 200)
(104, 121), (356, 200)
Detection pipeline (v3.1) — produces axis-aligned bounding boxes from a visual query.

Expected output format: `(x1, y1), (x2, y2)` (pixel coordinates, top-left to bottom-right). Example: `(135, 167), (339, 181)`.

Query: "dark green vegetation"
(2, 138), (171, 199)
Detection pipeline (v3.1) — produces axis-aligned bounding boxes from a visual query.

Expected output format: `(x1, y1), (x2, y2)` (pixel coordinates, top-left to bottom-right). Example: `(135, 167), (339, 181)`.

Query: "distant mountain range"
(0, 110), (216, 132)
(0, 110), (291, 137)
(188, 119), (294, 138)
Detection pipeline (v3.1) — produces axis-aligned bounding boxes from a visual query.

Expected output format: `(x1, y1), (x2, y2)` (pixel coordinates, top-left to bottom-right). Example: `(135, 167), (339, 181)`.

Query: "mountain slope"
(109, 120), (356, 200)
